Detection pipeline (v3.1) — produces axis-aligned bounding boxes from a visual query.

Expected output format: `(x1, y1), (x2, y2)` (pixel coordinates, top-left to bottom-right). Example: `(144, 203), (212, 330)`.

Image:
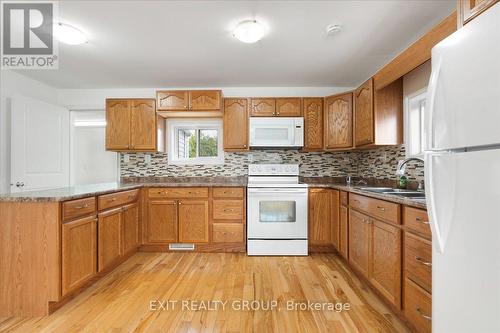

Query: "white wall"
(57, 86), (353, 110)
(0, 71), (60, 193)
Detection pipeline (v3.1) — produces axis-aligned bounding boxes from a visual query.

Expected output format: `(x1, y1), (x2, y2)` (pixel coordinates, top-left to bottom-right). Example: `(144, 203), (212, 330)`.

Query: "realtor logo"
(1, 1), (58, 69)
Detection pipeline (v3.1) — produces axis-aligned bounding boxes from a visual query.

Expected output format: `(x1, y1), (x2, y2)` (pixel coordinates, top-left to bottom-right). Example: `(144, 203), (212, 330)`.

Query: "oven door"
(249, 117), (300, 147)
(247, 188), (308, 239)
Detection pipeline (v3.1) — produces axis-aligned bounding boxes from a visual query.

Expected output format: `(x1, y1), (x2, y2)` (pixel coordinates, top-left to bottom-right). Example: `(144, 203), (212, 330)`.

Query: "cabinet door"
(62, 215), (97, 296)
(98, 208), (122, 272)
(303, 98), (323, 150)
(189, 90), (221, 110)
(223, 98), (248, 150)
(339, 205), (349, 259)
(348, 209), (371, 277)
(156, 90), (189, 111)
(178, 200), (209, 243)
(276, 98), (301, 117)
(324, 93), (353, 149)
(122, 202), (139, 254)
(130, 99), (156, 150)
(355, 78), (374, 146)
(370, 219), (402, 308)
(147, 200), (178, 243)
(249, 98), (276, 117)
(106, 99), (130, 150)
(308, 188), (333, 246)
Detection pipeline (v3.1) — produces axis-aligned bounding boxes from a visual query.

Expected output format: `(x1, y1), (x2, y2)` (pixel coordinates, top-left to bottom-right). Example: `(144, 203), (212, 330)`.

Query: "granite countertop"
(0, 176), (425, 209)
(0, 177), (248, 203)
(300, 177), (427, 209)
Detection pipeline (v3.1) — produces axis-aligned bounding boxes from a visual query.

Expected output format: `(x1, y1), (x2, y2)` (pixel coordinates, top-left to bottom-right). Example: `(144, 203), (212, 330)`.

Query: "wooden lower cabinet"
(404, 278), (432, 333)
(308, 188), (339, 249)
(147, 200), (178, 243)
(348, 209), (371, 276)
(122, 203), (139, 254)
(61, 215), (97, 296)
(98, 207), (123, 272)
(370, 219), (401, 308)
(339, 205), (349, 259)
(178, 200), (209, 243)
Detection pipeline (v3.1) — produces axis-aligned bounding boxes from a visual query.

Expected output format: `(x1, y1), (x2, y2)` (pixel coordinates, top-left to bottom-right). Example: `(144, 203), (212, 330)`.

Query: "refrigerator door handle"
(425, 152), (456, 253)
(426, 58), (442, 151)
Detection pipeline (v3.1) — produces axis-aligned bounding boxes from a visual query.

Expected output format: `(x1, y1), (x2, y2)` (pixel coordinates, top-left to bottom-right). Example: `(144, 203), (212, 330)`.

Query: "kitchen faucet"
(397, 157), (425, 191)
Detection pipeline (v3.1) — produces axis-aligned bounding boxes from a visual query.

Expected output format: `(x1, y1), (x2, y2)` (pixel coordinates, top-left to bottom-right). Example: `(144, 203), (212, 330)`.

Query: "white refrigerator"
(424, 3), (500, 333)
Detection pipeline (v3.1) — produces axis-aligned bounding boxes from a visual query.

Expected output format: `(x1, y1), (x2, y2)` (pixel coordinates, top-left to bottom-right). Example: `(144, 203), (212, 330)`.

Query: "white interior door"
(11, 95), (69, 192)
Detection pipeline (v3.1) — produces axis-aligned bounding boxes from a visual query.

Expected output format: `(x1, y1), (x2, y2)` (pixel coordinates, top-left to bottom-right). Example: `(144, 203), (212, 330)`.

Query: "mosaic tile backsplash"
(120, 145), (424, 182)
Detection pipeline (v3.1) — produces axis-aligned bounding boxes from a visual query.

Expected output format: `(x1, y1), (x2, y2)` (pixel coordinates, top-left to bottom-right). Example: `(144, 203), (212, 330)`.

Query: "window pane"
(259, 201), (296, 222)
(199, 129), (218, 157)
(177, 129), (196, 159)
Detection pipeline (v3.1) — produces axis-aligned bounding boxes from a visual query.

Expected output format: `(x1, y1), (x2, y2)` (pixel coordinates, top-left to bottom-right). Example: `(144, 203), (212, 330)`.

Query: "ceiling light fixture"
(232, 20), (266, 43)
(54, 23), (88, 45)
(326, 24), (343, 35)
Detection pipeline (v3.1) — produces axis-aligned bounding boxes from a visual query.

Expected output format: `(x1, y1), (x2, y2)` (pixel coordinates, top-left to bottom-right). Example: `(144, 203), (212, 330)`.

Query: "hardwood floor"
(0, 253), (410, 333)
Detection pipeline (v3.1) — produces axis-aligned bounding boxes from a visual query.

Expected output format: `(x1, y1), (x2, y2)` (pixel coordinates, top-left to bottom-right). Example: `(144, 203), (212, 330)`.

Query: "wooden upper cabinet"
(249, 98), (276, 117)
(303, 98), (323, 150)
(355, 78), (374, 146)
(459, 0), (498, 26)
(156, 91), (189, 111)
(189, 90), (221, 110)
(276, 98), (302, 116)
(61, 215), (97, 296)
(354, 78), (403, 148)
(370, 219), (401, 308)
(156, 90), (221, 111)
(130, 99), (156, 150)
(106, 99), (130, 150)
(223, 98), (248, 151)
(324, 92), (353, 149)
(178, 200), (209, 243)
(348, 209), (371, 277)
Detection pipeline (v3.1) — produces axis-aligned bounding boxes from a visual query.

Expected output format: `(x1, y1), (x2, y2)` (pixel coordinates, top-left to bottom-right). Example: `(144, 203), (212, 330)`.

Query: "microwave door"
(250, 118), (295, 147)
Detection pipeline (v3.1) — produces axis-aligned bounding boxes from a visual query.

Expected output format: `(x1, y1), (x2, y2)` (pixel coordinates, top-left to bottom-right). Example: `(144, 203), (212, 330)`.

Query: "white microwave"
(249, 117), (304, 148)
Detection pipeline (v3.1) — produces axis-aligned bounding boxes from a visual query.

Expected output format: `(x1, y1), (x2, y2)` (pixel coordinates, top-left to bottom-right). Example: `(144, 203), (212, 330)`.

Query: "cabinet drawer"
(62, 197), (96, 221)
(405, 232), (432, 293)
(340, 191), (348, 206)
(98, 189), (139, 211)
(213, 200), (244, 220)
(148, 187), (208, 198)
(212, 224), (244, 243)
(349, 193), (400, 224)
(213, 187), (244, 198)
(403, 207), (431, 238)
(404, 278), (432, 333)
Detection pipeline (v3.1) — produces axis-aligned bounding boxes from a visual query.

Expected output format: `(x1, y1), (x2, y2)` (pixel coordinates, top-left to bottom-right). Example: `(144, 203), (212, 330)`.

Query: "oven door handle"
(248, 188), (308, 194)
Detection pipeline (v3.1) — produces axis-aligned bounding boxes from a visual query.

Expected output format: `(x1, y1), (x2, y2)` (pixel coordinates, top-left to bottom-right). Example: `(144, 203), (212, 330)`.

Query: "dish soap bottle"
(398, 175), (408, 189)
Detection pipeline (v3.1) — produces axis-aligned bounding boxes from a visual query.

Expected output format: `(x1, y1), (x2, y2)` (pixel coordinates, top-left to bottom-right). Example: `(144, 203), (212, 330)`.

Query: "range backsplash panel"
(120, 146), (424, 182)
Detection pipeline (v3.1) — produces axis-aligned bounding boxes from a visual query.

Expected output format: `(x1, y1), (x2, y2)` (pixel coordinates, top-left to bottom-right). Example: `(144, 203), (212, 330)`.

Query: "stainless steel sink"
(359, 187), (426, 199)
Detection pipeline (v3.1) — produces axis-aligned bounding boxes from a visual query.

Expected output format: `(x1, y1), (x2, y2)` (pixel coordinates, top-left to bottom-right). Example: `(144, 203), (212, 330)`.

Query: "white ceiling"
(18, 0), (455, 89)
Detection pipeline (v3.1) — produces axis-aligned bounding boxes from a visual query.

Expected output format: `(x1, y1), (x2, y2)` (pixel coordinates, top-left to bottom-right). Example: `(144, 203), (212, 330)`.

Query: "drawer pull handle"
(377, 206), (386, 212)
(362, 218), (371, 224)
(415, 217), (430, 225)
(108, 198), (117, 202)
(128, 195), (135, 199)
(415, 256), (432, 267)
(75, 203), (89, 209)
(416, 307), (432, 320)
(223, 209), (234, 212)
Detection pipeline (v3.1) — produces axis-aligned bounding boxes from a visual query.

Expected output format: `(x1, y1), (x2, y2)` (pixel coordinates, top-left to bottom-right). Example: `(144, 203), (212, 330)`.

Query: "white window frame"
(404, 88), (426, 158)
(167, 119), (224, 165)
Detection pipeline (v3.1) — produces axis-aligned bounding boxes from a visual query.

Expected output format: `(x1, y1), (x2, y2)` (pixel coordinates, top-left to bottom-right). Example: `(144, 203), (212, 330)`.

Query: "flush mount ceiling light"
(54, 23), (88, 45)
(326, 24), (343, 35)
(232, 20), (266, 43)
